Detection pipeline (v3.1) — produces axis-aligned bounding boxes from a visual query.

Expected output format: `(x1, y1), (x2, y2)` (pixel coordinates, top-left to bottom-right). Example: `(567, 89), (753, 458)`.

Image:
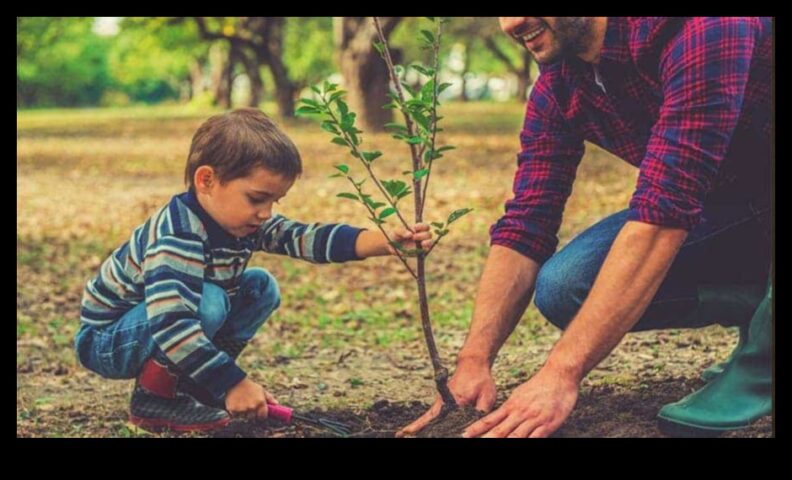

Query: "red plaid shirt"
(490, 17), (772, 265)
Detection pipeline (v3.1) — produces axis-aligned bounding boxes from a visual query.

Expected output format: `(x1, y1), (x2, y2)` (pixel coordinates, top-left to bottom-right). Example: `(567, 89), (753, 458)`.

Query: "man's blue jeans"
(533, 197), (771, 332)
(75, 267), (281, 379)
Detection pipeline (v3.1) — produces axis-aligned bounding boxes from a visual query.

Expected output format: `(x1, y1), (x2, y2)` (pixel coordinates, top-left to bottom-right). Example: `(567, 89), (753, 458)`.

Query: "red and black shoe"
(128, 358), (230, 433)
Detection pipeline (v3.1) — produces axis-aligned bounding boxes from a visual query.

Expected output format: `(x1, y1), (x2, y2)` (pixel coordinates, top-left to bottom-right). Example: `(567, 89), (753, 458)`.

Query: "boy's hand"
(225, 377), (279, 420)
(355, 224), (434, 258)
(386, 223), (434, 255)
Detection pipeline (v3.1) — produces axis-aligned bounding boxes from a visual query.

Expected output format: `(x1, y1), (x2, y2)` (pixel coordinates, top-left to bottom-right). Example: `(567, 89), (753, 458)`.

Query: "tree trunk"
(236, 48), (263, 107)
(460, 42), (471, 102)
(210, 43), (233, 109)
(188, 60), (205, 100)
(517, 51), (533, 102)
(262, 17), (294, 116)
(334, 17), (401, 131)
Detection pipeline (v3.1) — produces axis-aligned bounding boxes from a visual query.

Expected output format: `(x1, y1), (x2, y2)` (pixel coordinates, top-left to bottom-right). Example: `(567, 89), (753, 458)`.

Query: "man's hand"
(396, 358), (497, 437)
(225, 378), (279, 420)
(462, 366), (578, 438)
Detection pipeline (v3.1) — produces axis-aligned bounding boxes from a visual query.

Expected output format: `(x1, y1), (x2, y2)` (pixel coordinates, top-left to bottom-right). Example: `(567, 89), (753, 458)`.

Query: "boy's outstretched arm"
(255, 215), (431, 262)
(355, 224), (434, 258)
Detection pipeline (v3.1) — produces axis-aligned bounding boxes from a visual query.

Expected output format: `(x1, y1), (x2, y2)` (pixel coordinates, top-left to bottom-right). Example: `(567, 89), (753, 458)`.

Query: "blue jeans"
(534, 197), (771, 332)
(75, 267), (281, 379)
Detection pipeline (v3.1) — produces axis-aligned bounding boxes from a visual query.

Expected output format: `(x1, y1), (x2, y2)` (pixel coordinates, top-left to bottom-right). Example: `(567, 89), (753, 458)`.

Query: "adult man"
(399, 17), (772, 438)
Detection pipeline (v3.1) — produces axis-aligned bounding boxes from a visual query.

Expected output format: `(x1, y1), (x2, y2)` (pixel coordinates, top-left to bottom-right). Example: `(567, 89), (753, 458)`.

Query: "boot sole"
(657, 415), (762, 437)
(129, 414), (231, 433)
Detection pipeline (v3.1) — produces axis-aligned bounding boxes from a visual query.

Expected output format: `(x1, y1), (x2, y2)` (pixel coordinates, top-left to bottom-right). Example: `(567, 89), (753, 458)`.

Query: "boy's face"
(195, 166), (295, 238)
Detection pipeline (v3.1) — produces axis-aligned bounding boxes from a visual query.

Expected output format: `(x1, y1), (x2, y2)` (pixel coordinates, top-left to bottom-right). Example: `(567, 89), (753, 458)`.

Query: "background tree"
(333, 17), (401, 131)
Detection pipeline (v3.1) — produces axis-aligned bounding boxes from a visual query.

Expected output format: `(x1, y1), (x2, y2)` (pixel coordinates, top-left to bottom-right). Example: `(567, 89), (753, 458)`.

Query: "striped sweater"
(80, 191), (363, 401)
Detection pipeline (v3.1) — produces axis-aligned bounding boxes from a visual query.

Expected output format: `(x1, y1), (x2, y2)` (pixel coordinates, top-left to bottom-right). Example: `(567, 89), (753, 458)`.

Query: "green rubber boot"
(677, 284), (763, 382)
(657, 280), (772, 436)
(700, 324), (748, 382)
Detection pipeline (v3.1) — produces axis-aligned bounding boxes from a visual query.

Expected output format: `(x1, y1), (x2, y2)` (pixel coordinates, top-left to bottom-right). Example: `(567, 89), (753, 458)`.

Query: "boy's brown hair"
(184, 108), (302, 191)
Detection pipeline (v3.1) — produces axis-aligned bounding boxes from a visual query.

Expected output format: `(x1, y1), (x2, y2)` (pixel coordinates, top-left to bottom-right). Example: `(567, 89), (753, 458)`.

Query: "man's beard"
(536, 17), (593, 64)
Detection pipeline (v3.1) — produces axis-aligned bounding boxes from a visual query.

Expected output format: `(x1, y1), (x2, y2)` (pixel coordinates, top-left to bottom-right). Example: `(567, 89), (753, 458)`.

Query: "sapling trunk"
(297, 16), (471, 411)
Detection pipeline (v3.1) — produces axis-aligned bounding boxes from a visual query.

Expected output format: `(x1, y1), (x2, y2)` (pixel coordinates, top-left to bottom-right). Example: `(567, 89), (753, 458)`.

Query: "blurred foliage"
(18, 17), (529, 109)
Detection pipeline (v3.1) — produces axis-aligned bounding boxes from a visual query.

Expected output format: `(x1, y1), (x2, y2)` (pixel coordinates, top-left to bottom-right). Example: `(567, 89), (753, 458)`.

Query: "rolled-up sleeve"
(628, 17), (761, 230)
(490, 74), (585, 265)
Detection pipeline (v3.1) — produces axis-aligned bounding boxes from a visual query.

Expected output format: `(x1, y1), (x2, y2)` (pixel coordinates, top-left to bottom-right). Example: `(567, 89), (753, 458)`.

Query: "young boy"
(74, 108), (432, 433)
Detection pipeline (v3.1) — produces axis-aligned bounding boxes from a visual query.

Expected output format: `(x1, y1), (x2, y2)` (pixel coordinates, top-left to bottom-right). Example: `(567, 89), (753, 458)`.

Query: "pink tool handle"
(267, 404), (293, 423)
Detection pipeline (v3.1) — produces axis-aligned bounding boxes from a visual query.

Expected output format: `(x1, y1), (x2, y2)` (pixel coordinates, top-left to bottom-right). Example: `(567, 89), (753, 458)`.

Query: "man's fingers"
(412, 223), (430, 232)
(397, 402), (442, 437)
(507, 420), (539, 438)
(265, 392), (279, 405)
(475, 390), (496, 413)
(528, 424), (553, 438)
(463, 407), (509, 438)
(481, 413), (523, 438)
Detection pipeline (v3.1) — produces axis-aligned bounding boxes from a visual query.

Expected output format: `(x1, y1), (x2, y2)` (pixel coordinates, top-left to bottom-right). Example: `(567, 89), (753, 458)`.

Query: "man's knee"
(534, 259), (582, 330)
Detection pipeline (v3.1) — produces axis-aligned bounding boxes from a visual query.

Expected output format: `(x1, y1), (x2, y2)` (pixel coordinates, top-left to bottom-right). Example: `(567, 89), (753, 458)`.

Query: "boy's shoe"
(128, 357), (230, 433)
(176, 338), (251, 409)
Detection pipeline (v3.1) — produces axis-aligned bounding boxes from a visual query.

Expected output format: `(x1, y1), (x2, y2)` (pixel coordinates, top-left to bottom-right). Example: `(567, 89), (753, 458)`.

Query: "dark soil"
(413, 405), (486, 438)
(209, 377), (772, 438)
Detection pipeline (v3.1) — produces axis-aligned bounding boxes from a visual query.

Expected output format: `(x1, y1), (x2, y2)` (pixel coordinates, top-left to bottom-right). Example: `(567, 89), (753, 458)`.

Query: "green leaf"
(361, 196), (385, 211)
(406, 136), (424, 145)
(438, 82), (453, 94)
(437, 145), (456, 153)
(334, 164), (349, 174)
(331, 137), (348, 147)
(384, 122), (408, 133)
(447, 208), (474, 225)
(337, 99), (349, 117)
(369, 216), (386, 226)
(300, 98), (323, 109)
(362, 151), (383, 163)
(421, 30), (435, 44)
(295, 106), (321, 116)
(321, 121), (340, 135)
(394, 65), (405, 77)
(337, 192), (359, 201)
(411, 64), (435, 77)
(373, 41), (385, 55)
(383, 180), (408, 198)
(378, 207), (397, 220)
(329, 91), (347, 103)
(420, 78), (436, 102)
(341, 113), (356, 131)
(413, 168), (429, 180)
(348, 129), (360, 146)
(430, 222), (445, 229)
(323, 81), (338, 93)
(411, 112), (431, 131)
(328, 173), (344, 178)
(396, 188), (412, 200)
(311, 85), (321, 95)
